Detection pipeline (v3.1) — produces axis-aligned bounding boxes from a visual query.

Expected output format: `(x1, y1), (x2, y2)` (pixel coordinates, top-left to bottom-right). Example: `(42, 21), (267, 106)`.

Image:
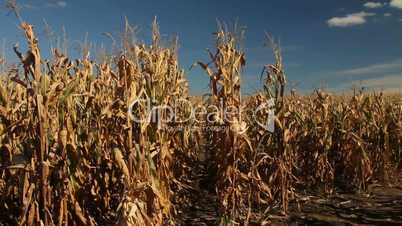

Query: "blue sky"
(1, 0), (402, 94)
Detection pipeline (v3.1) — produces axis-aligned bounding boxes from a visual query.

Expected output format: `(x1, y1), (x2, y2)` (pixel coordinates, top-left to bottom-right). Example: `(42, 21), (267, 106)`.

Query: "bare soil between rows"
(176, 161), (402, 226)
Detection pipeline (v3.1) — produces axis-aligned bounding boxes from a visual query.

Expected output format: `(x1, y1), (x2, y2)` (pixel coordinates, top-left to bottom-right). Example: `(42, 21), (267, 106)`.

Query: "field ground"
(176, 151), (402, 225)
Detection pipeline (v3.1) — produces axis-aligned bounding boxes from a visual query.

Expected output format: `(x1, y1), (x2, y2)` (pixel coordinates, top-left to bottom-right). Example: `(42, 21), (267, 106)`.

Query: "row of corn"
(0, 19), (401, 226)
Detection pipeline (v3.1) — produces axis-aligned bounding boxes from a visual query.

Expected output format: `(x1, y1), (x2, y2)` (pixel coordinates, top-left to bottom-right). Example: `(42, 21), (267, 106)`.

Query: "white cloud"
(390, 0), (402, 9)
(384, 13), (392, 17)
(361, 75), (402, 87)
(337, 59), (402, 76)
(22, 4), (38, 9)
(337, 74), (402, 93)
(56, 1), (67, 8)
(327, 12), (375, 27)
(355, 75), (402, 92)
(364, 2), (384, 8)
(46, 1), (67, 8)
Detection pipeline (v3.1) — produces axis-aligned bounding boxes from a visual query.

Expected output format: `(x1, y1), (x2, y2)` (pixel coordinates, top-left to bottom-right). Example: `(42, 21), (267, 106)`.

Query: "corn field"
(0, 16), (401, 226)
